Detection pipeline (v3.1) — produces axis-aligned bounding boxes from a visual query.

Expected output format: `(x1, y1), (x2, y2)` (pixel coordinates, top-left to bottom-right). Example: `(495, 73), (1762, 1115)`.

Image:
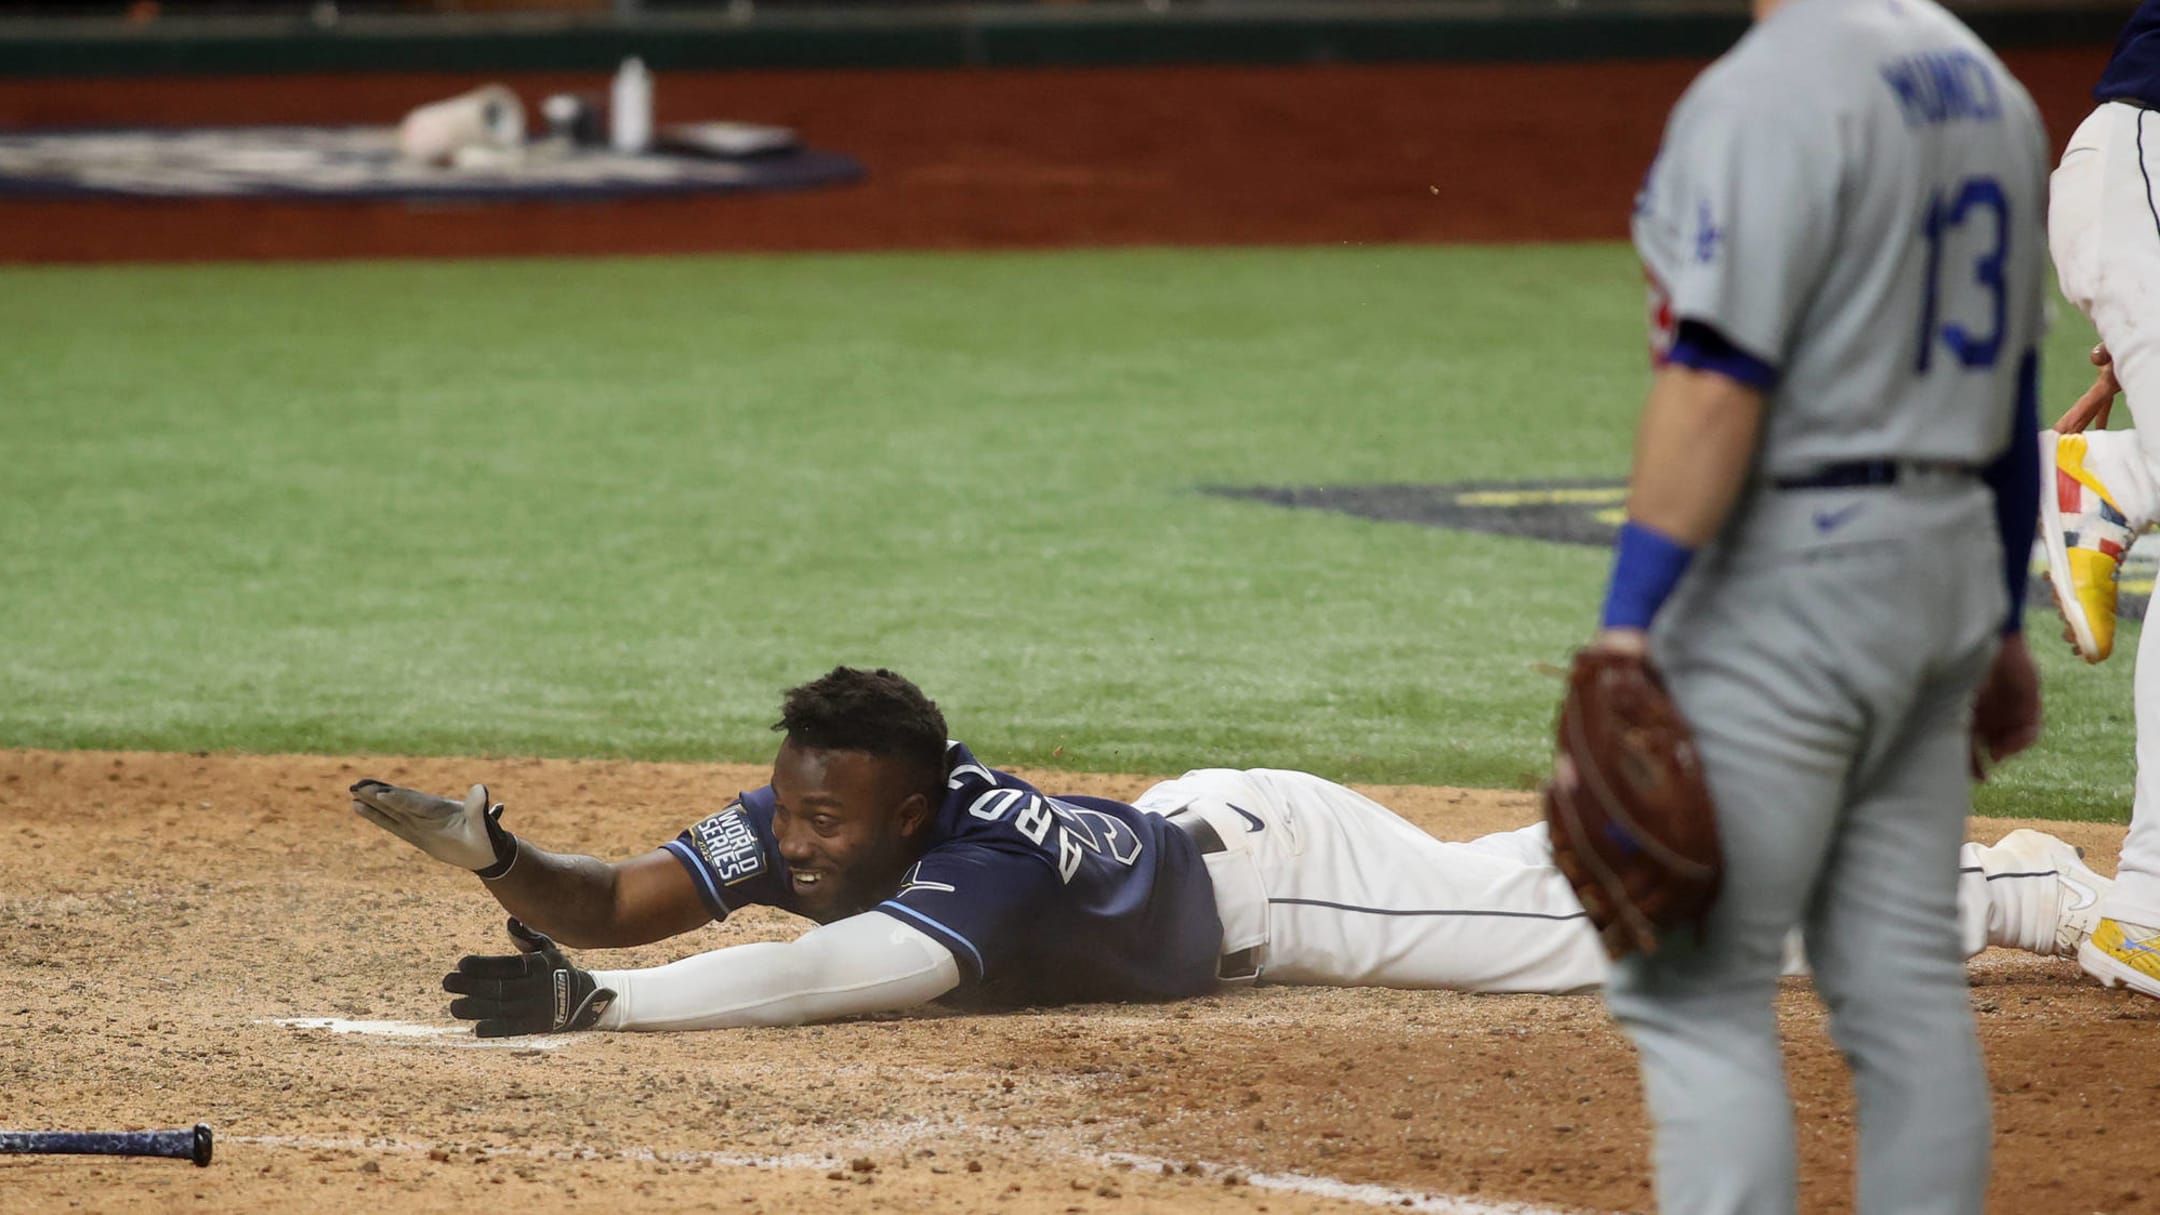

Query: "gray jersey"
(1632, 0), (2049, 477)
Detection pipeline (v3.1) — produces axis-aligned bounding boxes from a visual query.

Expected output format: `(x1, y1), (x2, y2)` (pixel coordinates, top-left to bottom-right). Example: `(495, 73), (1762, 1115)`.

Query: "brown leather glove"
(1541, 648), (1723, 960)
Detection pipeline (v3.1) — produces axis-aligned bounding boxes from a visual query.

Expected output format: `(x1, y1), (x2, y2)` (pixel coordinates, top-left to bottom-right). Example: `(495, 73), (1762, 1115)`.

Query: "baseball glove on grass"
(1541, 648), (1723, 960)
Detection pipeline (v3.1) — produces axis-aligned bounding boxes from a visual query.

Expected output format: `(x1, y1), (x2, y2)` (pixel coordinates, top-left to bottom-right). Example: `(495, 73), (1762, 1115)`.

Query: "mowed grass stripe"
(0, 247), (2126, 820)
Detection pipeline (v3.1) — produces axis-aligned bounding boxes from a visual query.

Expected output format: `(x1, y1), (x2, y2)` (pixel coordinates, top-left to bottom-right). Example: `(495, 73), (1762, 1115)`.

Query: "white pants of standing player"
(1131, 768), (2072, 996)
(1610, 481), (2004, 1215)
(2051, 100), (2160, 929)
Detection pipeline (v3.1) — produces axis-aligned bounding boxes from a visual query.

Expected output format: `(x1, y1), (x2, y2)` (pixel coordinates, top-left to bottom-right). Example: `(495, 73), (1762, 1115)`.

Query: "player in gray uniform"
(1597, 1), (2049, 1212)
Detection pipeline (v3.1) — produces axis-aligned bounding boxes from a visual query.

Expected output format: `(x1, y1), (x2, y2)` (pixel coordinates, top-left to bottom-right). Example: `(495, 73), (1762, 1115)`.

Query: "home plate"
(267, 1017), (581, 1050)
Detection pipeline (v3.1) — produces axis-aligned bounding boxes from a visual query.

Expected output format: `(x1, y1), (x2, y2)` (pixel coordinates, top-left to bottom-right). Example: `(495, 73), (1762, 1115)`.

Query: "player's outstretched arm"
(349, 780), (711, 949)
(589, 913), (962, 1030)
(443, 913), (962, 1035)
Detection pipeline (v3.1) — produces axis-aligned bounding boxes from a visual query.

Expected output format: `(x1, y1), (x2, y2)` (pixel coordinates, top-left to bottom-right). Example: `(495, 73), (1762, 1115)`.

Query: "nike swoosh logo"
(1814, 503), (1865, 533)
(2059, 870), (2097, 912)
(2119, 935), (2160, 957)
(1227, 803), (1265, 833)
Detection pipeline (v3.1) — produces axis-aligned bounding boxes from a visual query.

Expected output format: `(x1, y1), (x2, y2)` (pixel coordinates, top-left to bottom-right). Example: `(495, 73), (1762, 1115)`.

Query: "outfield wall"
(0, 0), (2131, 76)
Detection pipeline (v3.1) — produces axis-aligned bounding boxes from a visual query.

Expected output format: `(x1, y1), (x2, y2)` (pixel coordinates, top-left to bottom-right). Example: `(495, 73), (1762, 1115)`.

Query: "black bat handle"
(0, 1124), (213, 1167)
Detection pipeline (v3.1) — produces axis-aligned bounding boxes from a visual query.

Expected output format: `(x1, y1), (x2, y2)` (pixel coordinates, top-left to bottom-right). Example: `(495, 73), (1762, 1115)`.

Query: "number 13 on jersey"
(1915, 174), (2008, 374)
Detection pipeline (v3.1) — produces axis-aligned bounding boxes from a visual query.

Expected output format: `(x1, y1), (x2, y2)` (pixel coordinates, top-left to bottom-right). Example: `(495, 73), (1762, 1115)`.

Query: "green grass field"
(0, 246), (2131, 820)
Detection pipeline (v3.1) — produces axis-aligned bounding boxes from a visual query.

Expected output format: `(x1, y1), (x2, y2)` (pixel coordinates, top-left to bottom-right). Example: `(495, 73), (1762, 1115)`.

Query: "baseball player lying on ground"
(352, 667), (2105, 1036)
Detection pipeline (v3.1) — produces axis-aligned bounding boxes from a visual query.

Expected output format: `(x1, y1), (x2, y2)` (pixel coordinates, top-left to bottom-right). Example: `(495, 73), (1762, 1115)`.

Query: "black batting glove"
(442, 918), (616, 1038)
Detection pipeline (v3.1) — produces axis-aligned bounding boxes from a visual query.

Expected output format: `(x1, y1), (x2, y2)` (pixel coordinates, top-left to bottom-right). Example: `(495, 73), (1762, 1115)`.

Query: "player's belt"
(1770, 459), (1977, 491)
(1165, 811), (1264, 981)
(1169, 811), (1228, 855)
(2102, 96), (2160, 113)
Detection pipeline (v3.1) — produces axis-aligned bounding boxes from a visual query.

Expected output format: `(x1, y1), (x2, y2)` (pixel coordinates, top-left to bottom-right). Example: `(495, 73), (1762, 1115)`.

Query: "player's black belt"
(1770, 459), (1978, 491)
(2103, 96), (2160, 113)
(1166, 811), (1263, 980)
(1170, 811), (1227, 855)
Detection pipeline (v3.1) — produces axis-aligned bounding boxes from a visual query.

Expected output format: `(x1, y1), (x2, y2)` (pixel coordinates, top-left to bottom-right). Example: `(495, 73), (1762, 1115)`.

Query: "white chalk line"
(261, 1017), (582, 1051)
(234, 1122), (1590, 1215)
(1090, 1151), (1577, 1215)
(248, 1021), (1590, 1212)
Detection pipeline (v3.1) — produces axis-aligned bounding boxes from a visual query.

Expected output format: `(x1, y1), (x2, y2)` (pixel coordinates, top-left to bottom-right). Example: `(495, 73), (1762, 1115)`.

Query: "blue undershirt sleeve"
(1666, 319), (1778, 391)
(1980, 348), (2040, 636)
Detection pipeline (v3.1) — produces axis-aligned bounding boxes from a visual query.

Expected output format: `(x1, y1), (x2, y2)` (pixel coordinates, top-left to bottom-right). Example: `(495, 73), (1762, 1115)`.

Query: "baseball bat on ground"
(0, 1124), (212, 1167)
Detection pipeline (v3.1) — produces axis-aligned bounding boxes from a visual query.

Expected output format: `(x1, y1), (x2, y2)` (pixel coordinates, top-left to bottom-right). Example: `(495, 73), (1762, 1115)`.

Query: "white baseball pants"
(1133, 768), (2064, 995)
(2051, 100), (2160, 928)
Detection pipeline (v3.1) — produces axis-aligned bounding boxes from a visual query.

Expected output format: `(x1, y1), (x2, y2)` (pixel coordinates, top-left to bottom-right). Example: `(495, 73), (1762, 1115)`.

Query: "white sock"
(1959, 840), (2057, 957)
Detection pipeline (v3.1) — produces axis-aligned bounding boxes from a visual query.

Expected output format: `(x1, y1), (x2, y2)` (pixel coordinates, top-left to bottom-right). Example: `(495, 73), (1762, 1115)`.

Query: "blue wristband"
(1601, 521), (1697, 630)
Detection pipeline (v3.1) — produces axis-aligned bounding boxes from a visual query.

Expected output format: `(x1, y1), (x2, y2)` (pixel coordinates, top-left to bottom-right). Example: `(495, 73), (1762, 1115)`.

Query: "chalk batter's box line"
(229, 1130), (1592, 1215)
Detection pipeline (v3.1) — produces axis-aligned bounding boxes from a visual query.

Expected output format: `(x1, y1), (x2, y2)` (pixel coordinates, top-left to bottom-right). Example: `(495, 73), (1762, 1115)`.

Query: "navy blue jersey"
(2097, 0), (2160, 106)
(662, 741), (1224, 1009)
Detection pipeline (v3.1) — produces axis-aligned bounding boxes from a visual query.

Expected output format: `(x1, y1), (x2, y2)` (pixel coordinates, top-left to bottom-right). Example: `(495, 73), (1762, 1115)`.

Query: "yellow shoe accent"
(2080, 919), (2160, 999)
(2057, 434), (2127, 517)
(2041, 430), (2135, 664)
(2064, 547), (2120, 662)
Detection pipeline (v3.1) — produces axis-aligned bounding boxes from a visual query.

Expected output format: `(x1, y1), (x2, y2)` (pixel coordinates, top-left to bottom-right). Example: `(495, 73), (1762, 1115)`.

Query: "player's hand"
(443, 918), (617, 1037)
(349, 779), (515, 873)
(2054, 344), (2120, 434)
(1970, 634), (2042, 781)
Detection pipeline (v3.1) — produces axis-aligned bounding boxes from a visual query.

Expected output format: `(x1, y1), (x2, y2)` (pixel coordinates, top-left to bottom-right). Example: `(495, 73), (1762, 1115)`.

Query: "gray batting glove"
(349, 779), (518, 877)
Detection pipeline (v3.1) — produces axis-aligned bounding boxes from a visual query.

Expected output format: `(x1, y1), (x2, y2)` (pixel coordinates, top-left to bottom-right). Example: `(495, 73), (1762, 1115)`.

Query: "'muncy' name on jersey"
(662, 741), (1224, 1009)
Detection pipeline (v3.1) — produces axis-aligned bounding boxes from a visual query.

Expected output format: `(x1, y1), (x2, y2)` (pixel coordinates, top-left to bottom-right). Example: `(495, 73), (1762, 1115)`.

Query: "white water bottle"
(610, 56), (653, 154)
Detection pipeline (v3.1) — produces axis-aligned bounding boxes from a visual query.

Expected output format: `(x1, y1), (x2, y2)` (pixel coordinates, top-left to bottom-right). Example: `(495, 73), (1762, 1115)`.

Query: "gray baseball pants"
(1606, 475), (2003, 1215)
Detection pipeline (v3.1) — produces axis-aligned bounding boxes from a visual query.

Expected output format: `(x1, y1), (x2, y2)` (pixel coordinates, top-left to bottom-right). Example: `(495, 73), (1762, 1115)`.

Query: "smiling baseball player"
(348, 667), (2097, 1035)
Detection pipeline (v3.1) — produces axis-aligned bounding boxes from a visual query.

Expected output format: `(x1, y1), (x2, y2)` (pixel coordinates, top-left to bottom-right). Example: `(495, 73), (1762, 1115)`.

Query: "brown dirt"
(0, 47), (2111, 263)
(3, 747), (2155, 1215)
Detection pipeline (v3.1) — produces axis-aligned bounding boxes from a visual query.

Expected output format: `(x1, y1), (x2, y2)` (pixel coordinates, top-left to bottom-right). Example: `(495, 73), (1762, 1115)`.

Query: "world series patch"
(688, 807), (766, 886)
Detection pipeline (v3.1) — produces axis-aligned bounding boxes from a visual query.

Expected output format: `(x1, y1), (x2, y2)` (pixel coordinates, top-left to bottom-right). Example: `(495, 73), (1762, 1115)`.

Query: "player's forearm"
(1624, 363), (1765, 546)
(1597, 362), (1764, 637)
(587, 915), (961, 1031)
(480, 842), (636, 949)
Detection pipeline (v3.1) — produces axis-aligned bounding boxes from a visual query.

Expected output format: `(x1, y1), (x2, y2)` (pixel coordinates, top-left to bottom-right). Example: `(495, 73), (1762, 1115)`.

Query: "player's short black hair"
(773, 667), (948, 788)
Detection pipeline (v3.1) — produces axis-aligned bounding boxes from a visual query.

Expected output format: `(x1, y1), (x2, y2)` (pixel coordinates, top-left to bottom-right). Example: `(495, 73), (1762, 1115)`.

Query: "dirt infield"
(3, 747), (2155, 1215)
(0, 47), (2111, 262)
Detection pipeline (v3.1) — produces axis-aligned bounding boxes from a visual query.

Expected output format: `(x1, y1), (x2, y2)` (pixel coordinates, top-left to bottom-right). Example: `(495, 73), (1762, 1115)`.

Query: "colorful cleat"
(2038, 430), (2136, 663)
(2080, 918), (2160, 1000)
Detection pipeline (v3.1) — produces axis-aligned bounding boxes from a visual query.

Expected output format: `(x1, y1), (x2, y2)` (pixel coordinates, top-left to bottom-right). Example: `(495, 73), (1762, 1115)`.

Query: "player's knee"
(1815, 961), (1973, 1067)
